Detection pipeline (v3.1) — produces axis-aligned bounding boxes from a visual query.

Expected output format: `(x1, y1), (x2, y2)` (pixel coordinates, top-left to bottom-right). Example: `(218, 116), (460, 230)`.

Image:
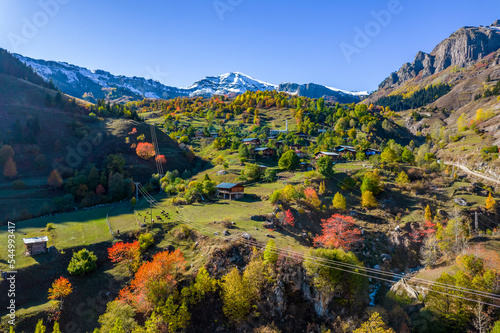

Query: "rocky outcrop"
(379, 21), (500, 89)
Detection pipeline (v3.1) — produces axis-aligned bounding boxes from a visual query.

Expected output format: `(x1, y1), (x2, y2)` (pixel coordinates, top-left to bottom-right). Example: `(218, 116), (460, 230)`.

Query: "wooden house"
(315, 151), (340, 160)
(23, 236), (48, 256)
(258, 165), (268, 172)
(243, 138), (261, 146)
(254, 147), (275, 158)
(215, 183), (245, 200)
(334, 145), (356, 156)
(289, 143), (302, 150)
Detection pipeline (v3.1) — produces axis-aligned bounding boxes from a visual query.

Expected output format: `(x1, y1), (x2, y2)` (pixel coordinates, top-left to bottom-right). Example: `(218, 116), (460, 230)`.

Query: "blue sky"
(0, 0), (499, 92)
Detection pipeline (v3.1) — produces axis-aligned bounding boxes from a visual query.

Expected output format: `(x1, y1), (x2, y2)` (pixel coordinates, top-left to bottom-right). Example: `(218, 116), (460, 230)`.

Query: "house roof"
(23, 236), (49, 244)
(215, 182), (242, 189)
(254, 147), (273, 152)
(317, 151), (340, 156)
(243, 138), (259, 142)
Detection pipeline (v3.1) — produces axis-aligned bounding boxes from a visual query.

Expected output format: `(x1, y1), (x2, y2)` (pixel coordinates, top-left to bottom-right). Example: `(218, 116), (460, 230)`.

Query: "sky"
(0, 0), (499, 92)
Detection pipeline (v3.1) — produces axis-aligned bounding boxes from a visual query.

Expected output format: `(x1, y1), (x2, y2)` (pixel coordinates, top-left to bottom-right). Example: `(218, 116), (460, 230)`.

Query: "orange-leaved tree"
(47, 169), (63, 188)
(155, 154), (167, 164)
(136, 142), (155, 160)
(314, 214), (362, 250)
(304, 187), (321, 209)
(48, 276), (73, 302)
(118, 249), (186, 313)
(108, 241), (141, 272)
(3, 157), (17, 178)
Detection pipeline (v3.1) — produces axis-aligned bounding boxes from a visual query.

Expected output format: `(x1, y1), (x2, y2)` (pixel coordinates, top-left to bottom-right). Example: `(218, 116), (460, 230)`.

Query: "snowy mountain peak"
(186, 72), (277, 96)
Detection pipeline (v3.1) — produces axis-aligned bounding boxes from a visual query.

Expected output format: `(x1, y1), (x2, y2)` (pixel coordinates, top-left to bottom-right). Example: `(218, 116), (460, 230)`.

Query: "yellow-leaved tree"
(332, 192), (347, 211)
(485, 192), (496, 211)
(361, 191), (377, 209)
(354, 312), (395, 333)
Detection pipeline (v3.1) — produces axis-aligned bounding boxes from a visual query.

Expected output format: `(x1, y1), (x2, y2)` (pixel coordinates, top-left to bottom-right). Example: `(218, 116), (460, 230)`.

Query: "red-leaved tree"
(314, 214), (362, 250)
(155, 155), (167, 164)
(136, 142), (155, 160)
(284, 209), (295, 227)
(118, 249), (186, 312)
(108, 241), (141, 272)
(95, 184), (106, 195)
(129, 128), (138, 135)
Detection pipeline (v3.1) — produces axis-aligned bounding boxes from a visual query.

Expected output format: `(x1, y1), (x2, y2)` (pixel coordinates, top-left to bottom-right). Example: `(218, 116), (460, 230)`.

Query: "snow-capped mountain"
(185, 72), (277, 96)
(13, 53), (367, 103)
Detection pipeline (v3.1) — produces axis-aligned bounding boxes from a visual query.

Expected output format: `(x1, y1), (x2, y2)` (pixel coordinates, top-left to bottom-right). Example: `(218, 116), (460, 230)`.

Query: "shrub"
(67, 249), (98, 275)
(139, 233), (154, 253)
(46, 223), (54, 231)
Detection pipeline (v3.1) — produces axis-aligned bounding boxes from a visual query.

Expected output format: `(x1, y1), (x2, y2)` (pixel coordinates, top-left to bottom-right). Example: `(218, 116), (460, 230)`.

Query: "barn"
(215, 182), (245, 200)
(23, 236), (49, 256)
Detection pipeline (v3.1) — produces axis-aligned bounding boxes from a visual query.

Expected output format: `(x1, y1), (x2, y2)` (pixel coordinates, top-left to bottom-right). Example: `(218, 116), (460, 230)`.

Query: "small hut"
(216, 183), (245, 200)
(23, 236), (49, 256)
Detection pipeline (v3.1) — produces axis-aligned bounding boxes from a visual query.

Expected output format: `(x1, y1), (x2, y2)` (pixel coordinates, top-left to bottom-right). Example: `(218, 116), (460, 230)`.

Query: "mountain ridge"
(12, 52), (367, 103)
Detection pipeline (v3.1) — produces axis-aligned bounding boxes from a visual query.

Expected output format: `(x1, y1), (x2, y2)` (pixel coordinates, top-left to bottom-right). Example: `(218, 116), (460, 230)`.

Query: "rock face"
(379, 21), (500, 89)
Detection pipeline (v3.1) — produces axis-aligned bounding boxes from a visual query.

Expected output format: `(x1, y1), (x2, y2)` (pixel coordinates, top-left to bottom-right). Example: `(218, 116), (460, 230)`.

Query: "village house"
(258, 165), (268, 173)
(23, 236), (49, 256)
(295, 150), (306, 158)
(365, 148), (381, 157)
(215, 183), (245, 200)
(315, 151), (340, 160)
(194, 130), (204, 138)
(289, 143), (302, 150)
(242, 138), (261, 146)
(254, 147), (276, 159)
(334, 145), (357, 156)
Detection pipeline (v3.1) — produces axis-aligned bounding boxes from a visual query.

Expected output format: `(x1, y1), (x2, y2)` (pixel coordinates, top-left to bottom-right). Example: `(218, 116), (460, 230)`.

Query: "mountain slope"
(378, 21), (500, 90)
(12, 52), (366, 103)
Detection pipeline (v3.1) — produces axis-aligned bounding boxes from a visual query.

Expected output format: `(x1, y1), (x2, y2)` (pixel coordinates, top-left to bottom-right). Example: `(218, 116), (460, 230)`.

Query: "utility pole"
(475, 211), (479, 234)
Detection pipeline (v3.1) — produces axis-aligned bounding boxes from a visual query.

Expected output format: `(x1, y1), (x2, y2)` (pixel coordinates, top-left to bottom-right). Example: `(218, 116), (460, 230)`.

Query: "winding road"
(444, 162), (500, 185)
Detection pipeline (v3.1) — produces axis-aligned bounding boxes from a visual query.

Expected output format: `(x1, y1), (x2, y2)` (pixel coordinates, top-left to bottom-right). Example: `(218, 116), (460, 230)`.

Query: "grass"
(0, 206), (112, 270)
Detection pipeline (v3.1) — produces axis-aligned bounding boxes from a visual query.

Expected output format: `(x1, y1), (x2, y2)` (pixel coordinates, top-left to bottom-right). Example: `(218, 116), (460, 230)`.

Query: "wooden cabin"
(216, 183), (245, 200)
(315, 151), (340, 160)
(243, 138), (261, 146)
(254, 147), (275, 158)
(334, 145), (356, 156)
(23, 236), (48, 256)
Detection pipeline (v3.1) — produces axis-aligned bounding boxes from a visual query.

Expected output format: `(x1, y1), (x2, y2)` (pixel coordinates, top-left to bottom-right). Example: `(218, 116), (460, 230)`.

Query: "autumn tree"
(304, 187), (321, 209)
(48, 277), (73, 303)
(425, 205), (432, 222)
(361, 191), (377, 209)
(396, 171), (410, 188)
(136, 142), (155, 160)
(354, 312), (395, 333)
(314, 214), (362, 250)
(332, 192), (347, 211)
(3, 157), (17, 178)
(485, 192), (496, 211)
(108, 241), (141, 272)
(0, 145), (14, 165)
(319, 181), (326, 195)
(360, 170), (381, 195)
(47, 169), (63, 188)
(221, 267), (253, 323)
(52, 322), (61, 333)
(155, 154), (167, 164)
(118, 249), (186, 312)
(264, 239), (279, 265)
(284, 209), (295, 226)
(34, 320), (46, 333)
